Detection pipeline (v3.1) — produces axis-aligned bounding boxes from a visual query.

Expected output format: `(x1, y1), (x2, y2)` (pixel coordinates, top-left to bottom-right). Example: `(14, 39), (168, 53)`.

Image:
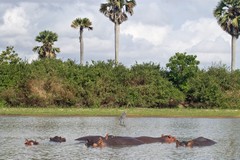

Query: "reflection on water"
(0, 116), (240, 160)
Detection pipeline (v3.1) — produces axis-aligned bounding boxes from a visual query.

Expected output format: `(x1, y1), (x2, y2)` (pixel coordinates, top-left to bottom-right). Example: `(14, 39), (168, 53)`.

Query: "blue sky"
(0, 0), (239, 69)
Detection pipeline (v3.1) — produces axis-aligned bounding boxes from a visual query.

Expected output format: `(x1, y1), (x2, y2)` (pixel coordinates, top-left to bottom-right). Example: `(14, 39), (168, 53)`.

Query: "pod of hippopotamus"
(25, 134), (216, 148)
(78, 134), (176, 147)
(75, 134), (216, 148)
(176, 137), (216, 148)
(25, 136), (66, 146)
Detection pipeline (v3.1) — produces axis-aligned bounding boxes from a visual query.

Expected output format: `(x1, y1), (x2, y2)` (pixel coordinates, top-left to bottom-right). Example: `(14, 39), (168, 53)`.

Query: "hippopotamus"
(135, 135), (176, 144)
(83, 134), (176, 148)
(50, 136), (66, 142)
(75, 135), (103, 142)
(176, 137), (216, 148)
(86, 135), (144, 147)
(25, 139), (39, 146)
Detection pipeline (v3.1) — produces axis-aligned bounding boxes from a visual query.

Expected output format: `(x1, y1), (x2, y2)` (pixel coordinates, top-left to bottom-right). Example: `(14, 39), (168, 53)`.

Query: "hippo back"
(192, 137), (216, 146)
(104, 136), (144, 146)
(75, 136), (103, 142)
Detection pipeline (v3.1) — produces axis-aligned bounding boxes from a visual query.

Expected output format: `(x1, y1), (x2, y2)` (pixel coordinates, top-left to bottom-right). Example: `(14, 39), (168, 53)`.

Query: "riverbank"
(0, 107), (240, 118)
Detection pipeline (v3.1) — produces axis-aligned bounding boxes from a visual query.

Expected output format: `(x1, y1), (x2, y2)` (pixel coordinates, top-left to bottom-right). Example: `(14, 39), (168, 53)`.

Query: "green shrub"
(2, 57), (240, 109)
(124, 63), (185, 108)
(166, 52), (200, 92)
(186, 71), (224, 108)
(206, 64), (232, 91)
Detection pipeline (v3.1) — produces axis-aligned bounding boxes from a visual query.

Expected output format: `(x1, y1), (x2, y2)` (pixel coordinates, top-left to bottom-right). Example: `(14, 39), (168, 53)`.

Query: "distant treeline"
(1, 53), (240, 109)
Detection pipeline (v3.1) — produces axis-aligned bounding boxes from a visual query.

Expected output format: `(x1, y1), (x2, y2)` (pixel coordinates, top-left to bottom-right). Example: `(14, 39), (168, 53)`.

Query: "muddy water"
(0, 116), (240, 160)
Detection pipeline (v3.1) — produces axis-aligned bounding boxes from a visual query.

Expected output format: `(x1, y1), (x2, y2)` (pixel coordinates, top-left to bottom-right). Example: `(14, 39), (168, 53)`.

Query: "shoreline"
(0, 107), (240, 118)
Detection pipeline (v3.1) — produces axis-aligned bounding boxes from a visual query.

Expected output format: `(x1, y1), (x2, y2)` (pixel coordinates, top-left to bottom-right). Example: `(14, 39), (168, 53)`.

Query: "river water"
(0, 116), (240, 160)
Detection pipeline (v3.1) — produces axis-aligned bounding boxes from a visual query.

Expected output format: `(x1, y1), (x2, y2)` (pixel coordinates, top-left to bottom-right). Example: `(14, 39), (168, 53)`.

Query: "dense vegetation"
(1, 47), (240, 109)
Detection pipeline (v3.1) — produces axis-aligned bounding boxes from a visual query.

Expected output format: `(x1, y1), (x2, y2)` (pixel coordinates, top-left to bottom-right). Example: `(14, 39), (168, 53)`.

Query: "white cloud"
(188, 37), (229, 54)
(122, 22), (171, 46)
(0, 7), (29, 36)
(1, 0), (240, 69)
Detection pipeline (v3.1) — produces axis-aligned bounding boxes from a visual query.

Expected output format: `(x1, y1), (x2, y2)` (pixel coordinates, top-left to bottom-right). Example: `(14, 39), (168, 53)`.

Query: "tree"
(33, 30), (60, 59)
(71, 18), (93, 65)
(213, 0), (240, 71)
(166, 52), (200, 92)
(100, 0), (136, 65)
(0, 46), (22, 65)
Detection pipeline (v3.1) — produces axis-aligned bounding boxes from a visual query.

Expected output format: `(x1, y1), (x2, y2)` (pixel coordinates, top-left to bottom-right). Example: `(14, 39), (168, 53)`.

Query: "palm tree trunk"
(79, 29), (84, 65)
(115, 23), (120, 65)
(231, 36), (237, 71)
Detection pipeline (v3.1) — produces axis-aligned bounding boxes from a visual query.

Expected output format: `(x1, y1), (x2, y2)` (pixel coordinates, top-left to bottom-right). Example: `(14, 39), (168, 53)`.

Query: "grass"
(0, 107), (240, 118)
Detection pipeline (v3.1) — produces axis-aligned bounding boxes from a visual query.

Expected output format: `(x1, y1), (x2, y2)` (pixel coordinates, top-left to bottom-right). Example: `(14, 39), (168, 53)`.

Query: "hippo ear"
(105, 133), (108, 140)
(187, 140), (193, 148)
(176, 140), (180, 148)
(85, 139), (90, 147)
(97, 137), (104, 147)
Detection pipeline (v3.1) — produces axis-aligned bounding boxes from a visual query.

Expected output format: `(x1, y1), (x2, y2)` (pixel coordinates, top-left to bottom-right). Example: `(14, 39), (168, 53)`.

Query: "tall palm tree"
(100, 0), (136, 65)
(213, 0), (240, 71)
(33, 30), (60, 59)
(71, 18), (93, 65)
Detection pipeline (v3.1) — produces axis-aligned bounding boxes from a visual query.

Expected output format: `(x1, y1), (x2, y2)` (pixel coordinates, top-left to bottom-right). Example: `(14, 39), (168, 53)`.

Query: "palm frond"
(100, 0), (136, 24)
(213, 0), (240, 38)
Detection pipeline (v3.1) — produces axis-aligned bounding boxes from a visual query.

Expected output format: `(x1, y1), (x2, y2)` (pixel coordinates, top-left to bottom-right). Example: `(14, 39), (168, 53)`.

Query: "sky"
(0, 0), (239, 69)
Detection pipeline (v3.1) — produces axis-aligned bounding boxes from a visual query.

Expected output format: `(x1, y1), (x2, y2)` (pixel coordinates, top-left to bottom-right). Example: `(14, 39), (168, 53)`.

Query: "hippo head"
(25, 139), (39, 146)
(176, 140), (193, 148)
(93, 137), (107, 148)
(85, 139), (95, 147)
(162, 135), (176, 143)
(86, 137), (107, 148)
(50, 136), (66, 142)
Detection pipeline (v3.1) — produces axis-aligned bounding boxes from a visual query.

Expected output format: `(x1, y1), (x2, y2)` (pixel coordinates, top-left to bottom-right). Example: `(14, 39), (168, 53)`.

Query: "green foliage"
(0, 60), (184, 108)
(71, 17), (93, 30)
(124, 62), (185, 108)
(186, 71), (224, 108)
(206, 63), (232, 90)
(100, 0), (136, 24)
(221, 70), (240, 108)
(1, 57), (240, 109)
(0, 62), (27, 92)
(166, 52), (200, 92)
(33, 30), (60, 59)
(0, 46), (22, 65)
(213, 0), (240, 38)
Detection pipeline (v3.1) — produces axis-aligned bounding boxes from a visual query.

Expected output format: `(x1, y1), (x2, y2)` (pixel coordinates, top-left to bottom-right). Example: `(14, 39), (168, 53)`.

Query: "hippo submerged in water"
(25, 139), (39, 146)
(50, 136), (66, 143)
(135, 135), (176, 144)
(78, 134), (177, 148)
(76, 134), (142, 147)
(176, 137), (216, 148)
(75, 135), (104, 143)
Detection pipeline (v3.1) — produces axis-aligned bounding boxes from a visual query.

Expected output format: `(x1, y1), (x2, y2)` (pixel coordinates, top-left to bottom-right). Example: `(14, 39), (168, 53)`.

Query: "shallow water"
(0, 116), (240, 160)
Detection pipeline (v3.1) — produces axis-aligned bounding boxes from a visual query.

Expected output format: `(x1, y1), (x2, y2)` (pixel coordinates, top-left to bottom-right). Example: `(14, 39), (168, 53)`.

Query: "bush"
(166, 52), (200, 92)
(186, 71), (224, 108)
(206, 64), (232, 91)
(1, 58), (240, 109)
(124, 63), (185, 108)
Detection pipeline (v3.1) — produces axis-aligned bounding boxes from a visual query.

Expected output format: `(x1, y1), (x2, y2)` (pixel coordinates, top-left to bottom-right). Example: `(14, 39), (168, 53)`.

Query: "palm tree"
(100, 0), (136, 65)
(213, 0), (240, 71)
(33, 30), (60, 59)
(71, 18), (93, 65)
